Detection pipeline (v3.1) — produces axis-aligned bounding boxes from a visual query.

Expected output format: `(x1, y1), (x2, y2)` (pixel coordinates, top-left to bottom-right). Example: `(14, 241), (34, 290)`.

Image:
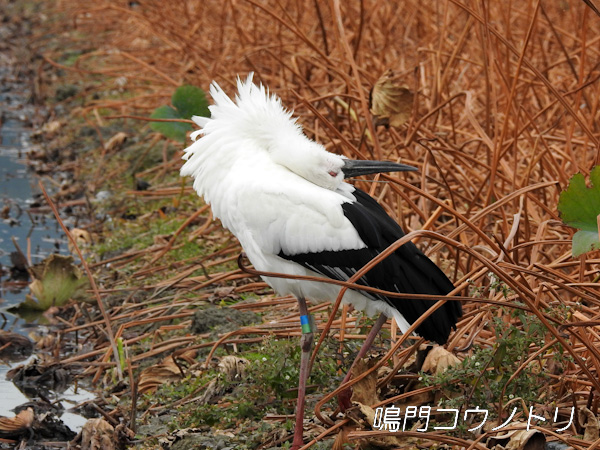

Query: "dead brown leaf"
(487, 423), (545, 450)
(68, 228), (93, 254)
(343, 359), (419, 449)
(153, 234), (172, 246)
(579, 407), (599, 441)
(369, 69), (414, 128)
(177, 349), (198, 365)
(506, 429), (545, 450)
(41, 120), (61, 136)
(350, 358), (378, 406)
(217, 355), (249, 382)
(0, 204), (9, 219)
(72, 228), (92, 246)
(421, 345), (460, 375)
(209, 286), (239, 303)
(138, 355), (183, 394)
(198, 355), (249, 403)
(79, 418), (115, 450)
(104, 132), (128, 152)
(332, 425), (352, 450)
(346, 401), (374, 430)
(345, 403), (408, 449)
(33, 333), (56, 351)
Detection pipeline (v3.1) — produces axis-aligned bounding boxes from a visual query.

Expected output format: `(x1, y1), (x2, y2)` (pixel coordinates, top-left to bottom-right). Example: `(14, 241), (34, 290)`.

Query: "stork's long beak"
(342, 159), (417, 178)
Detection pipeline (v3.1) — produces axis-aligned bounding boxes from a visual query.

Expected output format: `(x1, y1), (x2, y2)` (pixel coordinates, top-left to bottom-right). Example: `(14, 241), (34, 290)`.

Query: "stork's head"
(182, 74), (416, 193)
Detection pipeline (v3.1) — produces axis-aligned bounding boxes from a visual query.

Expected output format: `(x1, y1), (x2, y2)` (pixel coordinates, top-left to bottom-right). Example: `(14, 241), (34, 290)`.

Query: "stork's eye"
(328, 171), (338, 177)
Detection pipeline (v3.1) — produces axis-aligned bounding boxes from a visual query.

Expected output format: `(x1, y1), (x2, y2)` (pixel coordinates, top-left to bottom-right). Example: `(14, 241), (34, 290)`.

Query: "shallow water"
(0, 115), (68, 314)
(0, 51), (71, 310)
(0, 59), (89, 433)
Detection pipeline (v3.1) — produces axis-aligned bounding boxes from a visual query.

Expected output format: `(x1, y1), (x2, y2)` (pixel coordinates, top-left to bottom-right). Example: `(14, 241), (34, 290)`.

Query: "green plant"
(422, 305), (564, 415)
(558, 165), (600, 256)
(172, 337), (340, 430)
(150, 85), (210, 142)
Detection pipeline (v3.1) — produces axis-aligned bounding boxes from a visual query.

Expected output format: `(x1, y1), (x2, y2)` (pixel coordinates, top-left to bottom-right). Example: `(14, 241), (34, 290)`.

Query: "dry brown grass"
(37, 0), (600, 447)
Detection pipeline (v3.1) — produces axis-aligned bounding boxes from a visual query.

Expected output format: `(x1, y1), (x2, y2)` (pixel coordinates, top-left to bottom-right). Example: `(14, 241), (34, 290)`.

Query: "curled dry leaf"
(33, 332), (55, 351)
(198, 356), (249, 404)
(506, 429), (545, 450)
(355, 402), (376, 427)
(114, 423), (135, 446)
(1, 204), (10, 219)
(41, 120), (61, 136)
(209, 286), (239, 303)
(71, 228), (92, 246)
(348, 403), (427, 448)
(0, 407), (34, 435)
(79, 418), (115, 450)
(345, 402), (408, 449)
(421, 345), (460, 375)
(344, 359), (413, 449)
(350, 358), (379, 406)
(104, 131), (128, 152)
(68, 228), (92, 254)
(177, 349), (198, 365)
(138, 354), (183, 394)
(369, 69), (414, 128)
(488, 423), (545, 450)
(579, 407), (599, 441)
(153, 234), (172, 246)
(218, 355), (249, 382)
(332, 425), (352, 450)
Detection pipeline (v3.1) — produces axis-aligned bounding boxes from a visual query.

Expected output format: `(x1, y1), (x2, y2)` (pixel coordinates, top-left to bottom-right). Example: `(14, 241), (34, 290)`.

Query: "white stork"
(181, 74), (461, 449)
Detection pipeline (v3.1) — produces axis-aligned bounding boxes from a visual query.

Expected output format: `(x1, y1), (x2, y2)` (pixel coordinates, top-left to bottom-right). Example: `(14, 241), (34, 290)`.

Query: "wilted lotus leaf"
(23, 254), (88, 311)
(370, 69), (414, 128)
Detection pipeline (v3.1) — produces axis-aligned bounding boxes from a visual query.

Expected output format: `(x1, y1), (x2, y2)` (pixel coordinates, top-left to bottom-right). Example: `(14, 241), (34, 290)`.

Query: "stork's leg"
(292, 296), (313, 450)
(337, 313), (388, 411)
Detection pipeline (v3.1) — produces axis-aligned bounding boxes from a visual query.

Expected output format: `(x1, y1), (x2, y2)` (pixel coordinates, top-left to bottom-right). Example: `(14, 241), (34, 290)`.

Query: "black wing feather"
(279, 188), (462, 345)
